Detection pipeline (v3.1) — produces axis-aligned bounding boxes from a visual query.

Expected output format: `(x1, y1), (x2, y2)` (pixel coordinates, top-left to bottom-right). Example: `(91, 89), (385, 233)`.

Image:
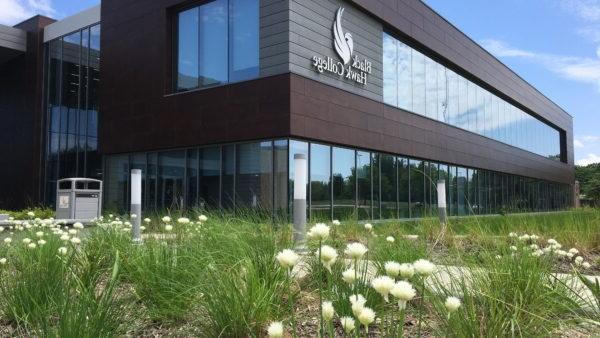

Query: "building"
(0, 0), (574, 220)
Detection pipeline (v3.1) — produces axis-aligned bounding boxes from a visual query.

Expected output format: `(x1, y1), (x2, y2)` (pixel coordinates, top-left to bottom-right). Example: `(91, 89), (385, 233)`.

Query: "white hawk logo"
(333, 7), (354, 65)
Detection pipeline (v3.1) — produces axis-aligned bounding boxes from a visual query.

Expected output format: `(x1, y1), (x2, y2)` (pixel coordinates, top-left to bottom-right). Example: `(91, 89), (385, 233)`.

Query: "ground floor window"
(103, 138), (574, 220)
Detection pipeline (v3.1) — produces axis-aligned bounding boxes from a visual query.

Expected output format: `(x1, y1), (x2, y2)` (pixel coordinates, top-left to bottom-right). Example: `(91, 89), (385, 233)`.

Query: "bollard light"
(437, 179), (447, 225)
(131, 169), (142, 243)
(293, 153), (307, 248)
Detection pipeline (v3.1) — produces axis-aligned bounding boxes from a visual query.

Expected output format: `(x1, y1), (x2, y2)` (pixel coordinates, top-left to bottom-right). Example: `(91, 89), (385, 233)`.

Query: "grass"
(0, 208), (597, 336)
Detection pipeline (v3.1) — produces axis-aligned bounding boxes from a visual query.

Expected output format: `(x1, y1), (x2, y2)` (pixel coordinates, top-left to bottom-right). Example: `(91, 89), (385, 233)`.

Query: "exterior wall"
(0, 16), (55, 209)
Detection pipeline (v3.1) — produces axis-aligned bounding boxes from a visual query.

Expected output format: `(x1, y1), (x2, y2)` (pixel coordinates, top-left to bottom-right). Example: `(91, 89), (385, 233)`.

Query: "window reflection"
(332, 147), (355, 220)
(310, 144), (331, 221)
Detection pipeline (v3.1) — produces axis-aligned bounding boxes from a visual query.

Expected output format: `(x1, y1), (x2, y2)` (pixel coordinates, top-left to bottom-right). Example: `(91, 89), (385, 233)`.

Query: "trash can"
(56, 178), (103, 221)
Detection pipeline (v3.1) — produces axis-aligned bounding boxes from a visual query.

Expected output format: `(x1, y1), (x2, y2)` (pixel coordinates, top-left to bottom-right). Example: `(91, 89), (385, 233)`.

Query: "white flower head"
(322, 301), (335, 321)
(266, 321), (284, 338)
(22, 238), (32, 244)
(276, 249), (299, 269)
(58, 247), (68, 255)
(518, 234), (530, 241)
(349, 294), (367, 316)
(340, 316), (355, 333)
(198, 214), (208, 222)
(413, 259), (436, 276)
(568, 248), (579, 255)
(445, 296), (461, 317)
(345, 242), (368, 260)
(371, 275), (395, 302)
(532, 249), (544, 257)
(165, 225), (173, 232)
(386, 236), (395, 243)
(384, 261), (401, 278)
(357, 307), (376, 331)
(307, 223), (330, 241)
(332, 219), (341, 226)
(508, 232), (518, 238)
(510, 245), (518, 252)
(582, 262), (591, 269)
(574, 256), (584, 266)
(37, 239), (46, 246)
(130, 214), (137, 219)
(399, 263), (415, 279)
(27, 243), (37, 249)
(144, 218), (151, 224)
(36, 231), (44, 238)
(177, 217), (190, 224)
(547, 238), (558, 245)
(364, 223), (373, 231)
(318, 245), (337, 272)
(70, 237), (81, 245)
(161, 216), (171, 223)
(73, 222), (84, 229)
(342, 268), (356, 284)
(27, 211), (35, 218)
(0, 258), (6, 265)
(68, 229), (77, 235)
(60, 234), (70, 241)
(391, 280), (416, 310)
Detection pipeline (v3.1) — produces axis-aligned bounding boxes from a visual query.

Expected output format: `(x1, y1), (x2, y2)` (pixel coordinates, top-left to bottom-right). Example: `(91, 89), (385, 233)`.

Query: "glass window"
(476, 86), (485, 135)
(356, 151), (371, 220)
(186, 149), (198, 208)
(425, 57), (438, 120)
(146, 153), (157, 210)
(236, 142), (273, 213)
(289, 140), (308, 217)
(310, 143), (331, 221)
(456, 167), (467, 216)
(158, 150), (185, 210)
(411, 50), (425, 116)
(229, 0), (259, 81)
(437, 64), (447, 123)
(199, 146), (221, 209)
(458, 75), (468, 130)
(409, 159), (424, 218)
(380, 154), (397, 219)
(332, 147), (355, 220)
(397, 42), (412, 111)
(383, 33), (397, 106)
(176, 7), (199, 91)
(199, 0), (228, 88)
(448, 166), (456, 216)
(372, 154), (380, 219)
(398, 158), (410, 218)
(273, 140), (288, 220)
(467, 168), (477, 214)
(467, 82), (477, 132)
(221, 145), (235, 209)
(448, 70), (459, 126)
(104, 155), (129, 212)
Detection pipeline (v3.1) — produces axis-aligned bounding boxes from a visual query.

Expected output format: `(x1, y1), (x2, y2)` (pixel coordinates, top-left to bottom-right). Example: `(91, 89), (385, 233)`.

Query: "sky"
(1, 0), (598, 165)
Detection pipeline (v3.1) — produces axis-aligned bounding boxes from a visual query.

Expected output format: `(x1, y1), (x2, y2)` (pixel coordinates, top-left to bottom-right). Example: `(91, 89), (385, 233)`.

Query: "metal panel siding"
(260, 0), (290, 77)
(288, 0), (383, 100)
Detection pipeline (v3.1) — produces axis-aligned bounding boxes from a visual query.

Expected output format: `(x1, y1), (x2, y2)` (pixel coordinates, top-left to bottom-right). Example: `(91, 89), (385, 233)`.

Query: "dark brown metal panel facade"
(349, 0), (574, 168)
(0, 16), (54, 209)
(290, 74), (574, 185)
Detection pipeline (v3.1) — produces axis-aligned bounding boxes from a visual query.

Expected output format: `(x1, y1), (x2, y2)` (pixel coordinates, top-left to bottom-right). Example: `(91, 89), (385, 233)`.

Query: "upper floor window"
(175, 0), (259, 92)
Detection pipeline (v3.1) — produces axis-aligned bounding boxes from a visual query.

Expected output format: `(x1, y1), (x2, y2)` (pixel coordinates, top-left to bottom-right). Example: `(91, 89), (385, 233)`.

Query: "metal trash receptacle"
(56, 178), (103, 221)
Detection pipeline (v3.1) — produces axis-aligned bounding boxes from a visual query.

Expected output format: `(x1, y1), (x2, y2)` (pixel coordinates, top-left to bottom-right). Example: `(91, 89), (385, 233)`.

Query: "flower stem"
(417, 278), (425, 338)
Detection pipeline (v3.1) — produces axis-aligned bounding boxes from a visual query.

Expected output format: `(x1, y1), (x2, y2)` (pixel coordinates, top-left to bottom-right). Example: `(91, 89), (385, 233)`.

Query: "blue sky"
(2, 0), (598, 165)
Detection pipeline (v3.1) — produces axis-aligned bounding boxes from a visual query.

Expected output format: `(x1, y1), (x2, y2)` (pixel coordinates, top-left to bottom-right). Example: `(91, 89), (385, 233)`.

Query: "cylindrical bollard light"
(437, 179), (447, 225)
(293, 153), (307, 248)
(131, 169), (142, 243)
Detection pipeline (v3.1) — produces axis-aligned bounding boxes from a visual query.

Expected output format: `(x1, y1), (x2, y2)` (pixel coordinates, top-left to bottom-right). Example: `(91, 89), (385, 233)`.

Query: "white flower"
(68, 229), (77, 235)
(371, 275), (395, 302)
(510, 246), (518, 251)
(165, 225), (173, 232)
(574, 256), (584, 266)
(349, 294), (367, 317)
(357, 307), (376, 332)
(27, 243), (37, 249)
(566, 252), (574, 259)
(345, 242), (368, 260)
(198, 214), (208, 222)
(399, 263), (415, 279)
(0, 258), (6, 265)
(266, 321), (284, 338)
(307, 223), (330, 241)
(319, 245), (337, 272)
(364, 223), (373, 231)
(332, 219), (341, 226)
(568, 248), (579, 255)
(405, 234), (419, 240)
(161, 216), (171, 223)
(384, 261), (401, 278)
(445, 296), (461, 317)
(386, 236), (395, 243)
(390, 280), (416, 310)
(340, 316), (355, 333)
(529, 244), (539, 250)
(60, 234), (70, 241)
(532, 249), (544, 257)
(73, 222), (84, 229)
(582, 262), (591, 269)
(509, 232), (518, 238)
(130, 214), (137, 219)
(177, 217), (190, 224)
(530, 234), (539, 241)
(0, 227), (3, 232)
(556, 250), (568, 257)
(140, 226), (146, 231)
(4, 237), (11, 244)
(144, 218), (151, 224)
(22, 238), (32, 244)
(35, 231), (44, 238)
(27, 211), (35, 217)
(58, 247), (68, 255)
(342, 268), (356, 284)
(70, 237), (81, 245)
(37, 239), (46, 246)
(322, 301), (335, 321)
(413, 259), (435, 276)
(276, 249), (299, 269)
(547, 239), (558, 245)
(518, 234), (530, 241)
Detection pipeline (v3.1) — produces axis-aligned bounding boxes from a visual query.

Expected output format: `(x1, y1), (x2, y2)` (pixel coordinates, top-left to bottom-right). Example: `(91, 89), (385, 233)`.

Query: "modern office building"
(0, 0), (575, 220)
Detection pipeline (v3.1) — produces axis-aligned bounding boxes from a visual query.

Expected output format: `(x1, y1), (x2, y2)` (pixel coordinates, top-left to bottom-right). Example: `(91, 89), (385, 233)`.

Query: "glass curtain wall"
(383, 32), (562, 161)
(44, 24), (101, 205)
(104, 139), (573, 218)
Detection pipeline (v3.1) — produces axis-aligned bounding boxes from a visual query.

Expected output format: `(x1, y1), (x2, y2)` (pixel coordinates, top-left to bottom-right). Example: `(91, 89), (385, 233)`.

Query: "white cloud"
(561, 0), (600, 22)
(0, 0), (55, 26)
(576, 153), (600, 165)
(480, 38), (600, 92)
(582, 135), (600, 142)
(574, 139), (585, 148)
